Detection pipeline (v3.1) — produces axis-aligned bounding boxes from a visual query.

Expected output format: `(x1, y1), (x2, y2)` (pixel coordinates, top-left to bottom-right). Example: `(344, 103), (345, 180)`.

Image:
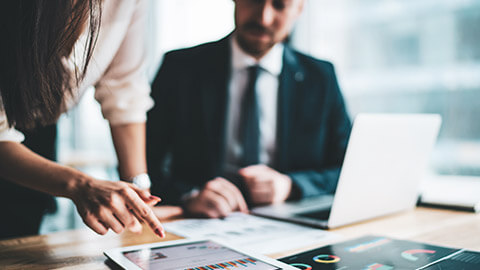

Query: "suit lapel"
(198, 41), (304, 173)
(200, 37), (231, 175)
(276, 46), (305, 169)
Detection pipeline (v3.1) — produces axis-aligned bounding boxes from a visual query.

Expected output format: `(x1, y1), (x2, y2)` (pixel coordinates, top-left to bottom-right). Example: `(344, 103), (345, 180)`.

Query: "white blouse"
(0, 0), (153, 142)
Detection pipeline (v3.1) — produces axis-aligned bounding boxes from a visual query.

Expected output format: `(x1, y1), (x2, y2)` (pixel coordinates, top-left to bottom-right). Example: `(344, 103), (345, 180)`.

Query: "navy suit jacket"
(147, 36), (351, 205)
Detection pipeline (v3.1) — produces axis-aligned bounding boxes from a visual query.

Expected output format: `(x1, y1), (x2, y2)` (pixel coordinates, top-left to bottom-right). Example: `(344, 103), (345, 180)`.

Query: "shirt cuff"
(95, 81), (154, 125)
(0, 118), (25, 142)
(180, 188), (200, 204)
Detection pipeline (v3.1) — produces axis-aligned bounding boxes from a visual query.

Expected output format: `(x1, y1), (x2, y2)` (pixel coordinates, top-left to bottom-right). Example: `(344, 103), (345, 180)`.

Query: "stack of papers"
(420, 174), (480, 212)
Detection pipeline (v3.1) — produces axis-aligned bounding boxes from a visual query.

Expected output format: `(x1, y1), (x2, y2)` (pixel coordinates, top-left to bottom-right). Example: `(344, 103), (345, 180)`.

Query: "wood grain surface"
(1, 206), (479, 270)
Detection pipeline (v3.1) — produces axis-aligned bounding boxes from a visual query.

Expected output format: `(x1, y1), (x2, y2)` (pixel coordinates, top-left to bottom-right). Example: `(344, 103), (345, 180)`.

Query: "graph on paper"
(185, 257), (259, 270)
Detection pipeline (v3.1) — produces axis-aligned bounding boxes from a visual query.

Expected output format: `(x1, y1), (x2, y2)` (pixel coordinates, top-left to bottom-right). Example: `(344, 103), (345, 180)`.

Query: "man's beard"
(236, 22), (275, 57)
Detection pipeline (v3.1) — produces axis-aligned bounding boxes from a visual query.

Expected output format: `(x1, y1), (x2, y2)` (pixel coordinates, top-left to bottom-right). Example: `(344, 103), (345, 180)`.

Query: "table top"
(1, 206), (479, 270)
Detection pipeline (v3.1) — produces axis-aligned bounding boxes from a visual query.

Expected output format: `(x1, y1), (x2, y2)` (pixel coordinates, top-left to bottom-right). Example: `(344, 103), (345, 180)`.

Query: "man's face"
(234, 0), (304, 59)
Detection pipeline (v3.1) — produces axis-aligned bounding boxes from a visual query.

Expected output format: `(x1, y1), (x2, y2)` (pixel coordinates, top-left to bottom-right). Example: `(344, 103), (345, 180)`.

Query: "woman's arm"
(93, 0), (153, 185)
(0, 141), (165, 237)
(110, 122), (147, 181)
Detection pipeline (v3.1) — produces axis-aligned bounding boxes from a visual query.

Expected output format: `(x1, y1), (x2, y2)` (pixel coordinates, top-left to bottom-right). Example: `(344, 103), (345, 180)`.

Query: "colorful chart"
(401, 249), (436, 261)
(187, 245), (221, 250)
(185, 258), (257, 270)
(289, 263), (312, 270)
(280, 235), (462, 270)
(346, 237), (391, 253)
(364, 263), (394, 270)
(313, 254), (341, 263)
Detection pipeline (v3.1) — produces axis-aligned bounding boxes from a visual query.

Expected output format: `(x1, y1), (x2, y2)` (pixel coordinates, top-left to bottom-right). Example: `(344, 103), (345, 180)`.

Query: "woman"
(0, 0), (165, 239)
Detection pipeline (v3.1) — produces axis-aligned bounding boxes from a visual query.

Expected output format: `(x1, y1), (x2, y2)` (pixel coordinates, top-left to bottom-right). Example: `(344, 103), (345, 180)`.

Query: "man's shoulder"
(287, 47), (336, 75)
(163, 38), (228, 64)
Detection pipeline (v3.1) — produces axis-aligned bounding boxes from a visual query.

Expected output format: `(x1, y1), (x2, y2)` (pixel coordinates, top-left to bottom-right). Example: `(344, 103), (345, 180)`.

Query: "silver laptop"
(251, 113), (442, 229)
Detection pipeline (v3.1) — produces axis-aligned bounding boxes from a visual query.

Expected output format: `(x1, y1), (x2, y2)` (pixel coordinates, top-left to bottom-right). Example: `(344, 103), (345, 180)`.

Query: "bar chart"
(186, 258), (258, 270)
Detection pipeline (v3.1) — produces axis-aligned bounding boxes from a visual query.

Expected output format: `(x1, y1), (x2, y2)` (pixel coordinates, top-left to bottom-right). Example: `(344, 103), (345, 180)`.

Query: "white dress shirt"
(0, 0), (153, 142)
(225, 36), (284, 169)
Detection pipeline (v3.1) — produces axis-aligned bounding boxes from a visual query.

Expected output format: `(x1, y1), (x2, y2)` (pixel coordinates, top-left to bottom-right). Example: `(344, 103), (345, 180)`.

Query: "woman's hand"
(68, 177), (165, 237)
(0, 141), (164, 237)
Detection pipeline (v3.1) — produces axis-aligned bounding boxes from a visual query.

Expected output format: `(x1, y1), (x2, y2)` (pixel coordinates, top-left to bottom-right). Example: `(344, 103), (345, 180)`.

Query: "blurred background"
(41, 0), (480, 233)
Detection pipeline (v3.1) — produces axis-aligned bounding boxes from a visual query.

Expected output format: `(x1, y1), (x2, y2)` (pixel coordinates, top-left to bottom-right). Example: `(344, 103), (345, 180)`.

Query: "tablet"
(104, 238), (298, 270)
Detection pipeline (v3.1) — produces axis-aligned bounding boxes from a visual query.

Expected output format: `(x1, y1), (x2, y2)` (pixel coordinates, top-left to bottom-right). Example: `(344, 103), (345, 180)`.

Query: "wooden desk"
(1, 207), (479, 270)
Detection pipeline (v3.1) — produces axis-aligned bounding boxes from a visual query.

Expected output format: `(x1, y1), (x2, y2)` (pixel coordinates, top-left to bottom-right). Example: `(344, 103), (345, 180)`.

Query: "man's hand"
(184, 177), (248, 218)
(239, 164), (292, 205)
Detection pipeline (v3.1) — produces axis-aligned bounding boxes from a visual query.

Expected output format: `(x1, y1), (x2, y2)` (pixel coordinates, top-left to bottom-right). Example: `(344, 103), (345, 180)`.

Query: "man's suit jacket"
(147, 36), (351, 205)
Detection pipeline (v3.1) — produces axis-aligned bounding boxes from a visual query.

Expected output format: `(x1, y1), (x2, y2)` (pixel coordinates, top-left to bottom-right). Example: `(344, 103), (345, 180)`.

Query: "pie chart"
(401, 249), (436, 261)
(313, 254), (341, 263)
(289, 263), (313, 270)
(365, 263), (394, 270)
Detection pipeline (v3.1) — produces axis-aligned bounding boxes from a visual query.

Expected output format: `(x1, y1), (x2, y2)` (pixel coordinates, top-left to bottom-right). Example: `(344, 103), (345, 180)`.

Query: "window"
(293, 0), (480, 175)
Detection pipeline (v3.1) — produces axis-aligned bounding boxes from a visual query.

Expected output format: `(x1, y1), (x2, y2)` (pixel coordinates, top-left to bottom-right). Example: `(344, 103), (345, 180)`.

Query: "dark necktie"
(239, 65), (261, 166)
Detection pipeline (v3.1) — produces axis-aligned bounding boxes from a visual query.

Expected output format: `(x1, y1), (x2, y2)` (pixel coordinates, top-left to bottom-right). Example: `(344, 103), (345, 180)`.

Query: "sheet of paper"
(420, 174), (480, 212)
(164, 212), (340, 255)
(422, 250), (480, 270)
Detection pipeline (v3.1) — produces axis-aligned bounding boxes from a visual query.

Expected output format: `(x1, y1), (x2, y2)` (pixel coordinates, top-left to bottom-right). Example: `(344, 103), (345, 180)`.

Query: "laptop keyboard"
(295, 208), (331, 220)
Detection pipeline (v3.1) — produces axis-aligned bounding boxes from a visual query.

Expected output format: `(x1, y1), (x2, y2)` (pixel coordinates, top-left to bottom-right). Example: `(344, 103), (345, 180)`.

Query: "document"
(423, 250), (480, 269)
(420, 174), (480, 212)
(164, 212), (339, 255)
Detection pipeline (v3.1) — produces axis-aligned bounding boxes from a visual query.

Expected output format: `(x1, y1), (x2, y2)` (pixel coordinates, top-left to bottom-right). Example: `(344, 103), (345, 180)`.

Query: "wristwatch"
(130, 173), (151, 190)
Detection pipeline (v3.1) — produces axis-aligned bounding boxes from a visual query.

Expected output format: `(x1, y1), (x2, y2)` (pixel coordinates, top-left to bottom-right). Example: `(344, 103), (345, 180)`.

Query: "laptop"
(251, 113), (442, 229)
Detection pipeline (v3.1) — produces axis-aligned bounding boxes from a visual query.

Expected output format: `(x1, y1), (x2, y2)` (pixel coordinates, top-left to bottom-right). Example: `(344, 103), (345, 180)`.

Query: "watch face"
(132, 173), (151, 189)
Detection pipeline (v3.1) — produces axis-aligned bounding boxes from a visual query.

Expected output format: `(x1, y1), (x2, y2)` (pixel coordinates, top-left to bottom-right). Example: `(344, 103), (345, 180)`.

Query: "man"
(147, 0), (351, 218)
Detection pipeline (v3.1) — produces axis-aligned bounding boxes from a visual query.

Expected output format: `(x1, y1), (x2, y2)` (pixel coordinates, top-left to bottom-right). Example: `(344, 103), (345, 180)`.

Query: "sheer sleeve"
(0, 105), (25, 142)
(94, 0), (153, 125)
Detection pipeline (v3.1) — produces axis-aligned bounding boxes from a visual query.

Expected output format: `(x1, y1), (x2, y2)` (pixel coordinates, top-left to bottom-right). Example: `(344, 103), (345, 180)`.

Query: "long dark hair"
(0, 0), (101, 130)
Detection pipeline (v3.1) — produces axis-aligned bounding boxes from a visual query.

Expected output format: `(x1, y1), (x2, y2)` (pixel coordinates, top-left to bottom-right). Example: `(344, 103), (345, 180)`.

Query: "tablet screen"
(121, 240), (281, 270)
